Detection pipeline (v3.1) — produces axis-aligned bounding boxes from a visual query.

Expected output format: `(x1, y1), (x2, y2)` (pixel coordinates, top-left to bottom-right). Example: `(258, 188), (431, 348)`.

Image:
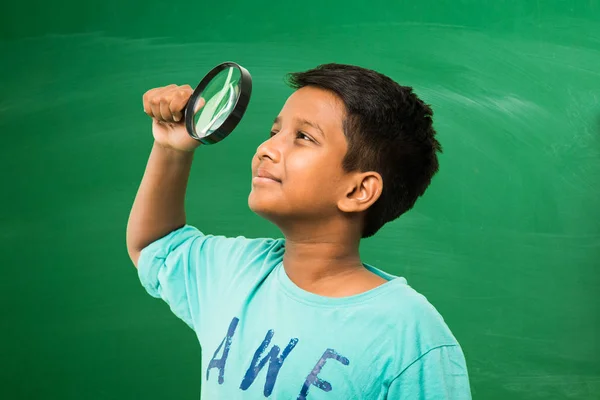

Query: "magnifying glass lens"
(187, 65), (247, 143)
(185, 62), (251, 144)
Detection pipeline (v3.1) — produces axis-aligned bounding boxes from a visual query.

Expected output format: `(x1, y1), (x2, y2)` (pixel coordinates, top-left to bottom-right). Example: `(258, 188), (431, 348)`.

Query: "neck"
(278, 217), (368, 295)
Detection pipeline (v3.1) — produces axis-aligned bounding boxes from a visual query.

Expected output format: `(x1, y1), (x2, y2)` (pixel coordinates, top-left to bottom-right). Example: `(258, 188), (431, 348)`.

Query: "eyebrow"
(273, 116), (326, 139)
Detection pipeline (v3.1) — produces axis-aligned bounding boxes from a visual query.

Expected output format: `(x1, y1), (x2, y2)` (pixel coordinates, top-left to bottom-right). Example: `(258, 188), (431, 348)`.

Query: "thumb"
(194, 97), (206, 114)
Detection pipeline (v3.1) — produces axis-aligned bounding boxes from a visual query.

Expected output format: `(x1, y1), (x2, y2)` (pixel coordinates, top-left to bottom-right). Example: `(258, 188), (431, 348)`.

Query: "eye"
(296, 131), (313, 142)
(270, 130), (277, 138)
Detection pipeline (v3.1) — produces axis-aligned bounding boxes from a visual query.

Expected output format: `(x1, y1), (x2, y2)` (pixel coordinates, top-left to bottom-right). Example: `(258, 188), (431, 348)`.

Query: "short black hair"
(285, 63), (442, 238)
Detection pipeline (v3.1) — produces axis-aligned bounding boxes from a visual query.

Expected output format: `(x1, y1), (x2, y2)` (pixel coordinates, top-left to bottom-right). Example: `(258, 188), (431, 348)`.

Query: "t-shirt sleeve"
(386, 345), (472, 400)
(136, 224), (283, 332)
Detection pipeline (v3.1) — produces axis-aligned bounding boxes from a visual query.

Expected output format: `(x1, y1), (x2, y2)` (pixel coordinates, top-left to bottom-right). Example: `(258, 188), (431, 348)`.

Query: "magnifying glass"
(184, 62), (252, 144)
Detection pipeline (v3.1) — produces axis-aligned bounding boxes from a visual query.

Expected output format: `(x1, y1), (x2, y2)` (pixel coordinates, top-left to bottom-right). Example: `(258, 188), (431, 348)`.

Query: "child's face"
(248, 86), (353, 225)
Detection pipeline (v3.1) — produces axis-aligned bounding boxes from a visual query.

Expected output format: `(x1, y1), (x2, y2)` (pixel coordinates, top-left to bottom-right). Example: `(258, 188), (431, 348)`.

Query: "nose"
(256, 135), (281, 163)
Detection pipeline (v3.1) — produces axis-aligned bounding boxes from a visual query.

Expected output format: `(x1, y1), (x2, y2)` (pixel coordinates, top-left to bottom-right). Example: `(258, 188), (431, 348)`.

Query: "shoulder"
(363, 274), (462, 374)
(138, 224), (286, 293)
(142, 224), (285, 264)
(386, 280), (459, 346)
(364, 264), (459, 347)
(198, 232), (285, 265)
(347, 273), (467, 385)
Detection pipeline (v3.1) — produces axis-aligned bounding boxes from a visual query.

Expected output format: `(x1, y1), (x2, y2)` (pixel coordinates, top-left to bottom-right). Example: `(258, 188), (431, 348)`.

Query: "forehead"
(276, 86), (346, 133)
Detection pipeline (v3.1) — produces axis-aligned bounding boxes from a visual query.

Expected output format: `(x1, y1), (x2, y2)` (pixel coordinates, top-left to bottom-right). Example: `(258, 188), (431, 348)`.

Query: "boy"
(127, 63), (471, 399)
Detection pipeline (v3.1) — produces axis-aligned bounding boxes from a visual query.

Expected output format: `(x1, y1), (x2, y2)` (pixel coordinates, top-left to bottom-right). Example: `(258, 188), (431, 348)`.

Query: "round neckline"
(275, 261), (407, 307)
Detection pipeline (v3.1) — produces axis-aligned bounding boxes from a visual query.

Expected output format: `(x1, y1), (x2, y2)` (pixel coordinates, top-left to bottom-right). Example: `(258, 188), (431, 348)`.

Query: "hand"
(142, 84), (206, 152)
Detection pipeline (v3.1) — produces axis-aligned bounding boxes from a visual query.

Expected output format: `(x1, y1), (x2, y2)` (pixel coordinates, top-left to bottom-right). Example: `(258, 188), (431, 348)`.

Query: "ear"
(337, 172), (383, 213)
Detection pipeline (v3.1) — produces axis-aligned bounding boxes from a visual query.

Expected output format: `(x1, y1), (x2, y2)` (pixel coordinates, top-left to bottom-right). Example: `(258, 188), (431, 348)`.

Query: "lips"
(255, 168), (281, 182)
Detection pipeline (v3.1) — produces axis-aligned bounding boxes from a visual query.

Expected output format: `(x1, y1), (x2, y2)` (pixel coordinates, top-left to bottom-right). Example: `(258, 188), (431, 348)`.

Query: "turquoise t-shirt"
(138, 225), (472, 399)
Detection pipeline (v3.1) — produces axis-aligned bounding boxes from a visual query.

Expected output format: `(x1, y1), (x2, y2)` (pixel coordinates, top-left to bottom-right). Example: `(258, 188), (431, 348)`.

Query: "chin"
(248, 190), (277, 218)
(249, 190), (294, 226)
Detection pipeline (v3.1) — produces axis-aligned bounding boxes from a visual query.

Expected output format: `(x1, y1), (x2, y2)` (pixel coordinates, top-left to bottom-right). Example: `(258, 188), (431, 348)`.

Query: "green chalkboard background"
(1, 1), (599, 399)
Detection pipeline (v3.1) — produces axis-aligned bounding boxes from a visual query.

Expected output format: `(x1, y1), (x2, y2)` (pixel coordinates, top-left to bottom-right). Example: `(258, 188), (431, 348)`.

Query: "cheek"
(286, 150), (312, 170)
(286, 155), (341, 200)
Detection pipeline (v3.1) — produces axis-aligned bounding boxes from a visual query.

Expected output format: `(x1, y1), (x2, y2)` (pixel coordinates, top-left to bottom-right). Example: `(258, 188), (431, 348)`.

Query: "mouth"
(254, 168), (281, 183)
(252, 176), (280, 185)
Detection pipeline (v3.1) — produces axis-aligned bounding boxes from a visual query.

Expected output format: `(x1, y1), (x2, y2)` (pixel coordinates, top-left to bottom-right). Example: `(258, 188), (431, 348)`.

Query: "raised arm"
(126, 84), (205, 267)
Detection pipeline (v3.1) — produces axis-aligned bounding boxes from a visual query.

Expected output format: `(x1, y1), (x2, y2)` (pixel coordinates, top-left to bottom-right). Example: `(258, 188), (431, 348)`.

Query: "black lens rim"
(185, 61), (252, 145)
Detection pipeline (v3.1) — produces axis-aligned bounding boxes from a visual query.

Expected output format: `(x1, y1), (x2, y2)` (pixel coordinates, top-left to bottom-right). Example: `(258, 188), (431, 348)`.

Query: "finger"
(143, 88), (159, 117)
(150, 95), (162, 121)
(149, 86), (170, 120)
(160, 97), (173, 121)
(144, 85), (176, 118)
(194, 97), (206, 114)
(171, 103), (184, 123)
(169, 86), (193, 122)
